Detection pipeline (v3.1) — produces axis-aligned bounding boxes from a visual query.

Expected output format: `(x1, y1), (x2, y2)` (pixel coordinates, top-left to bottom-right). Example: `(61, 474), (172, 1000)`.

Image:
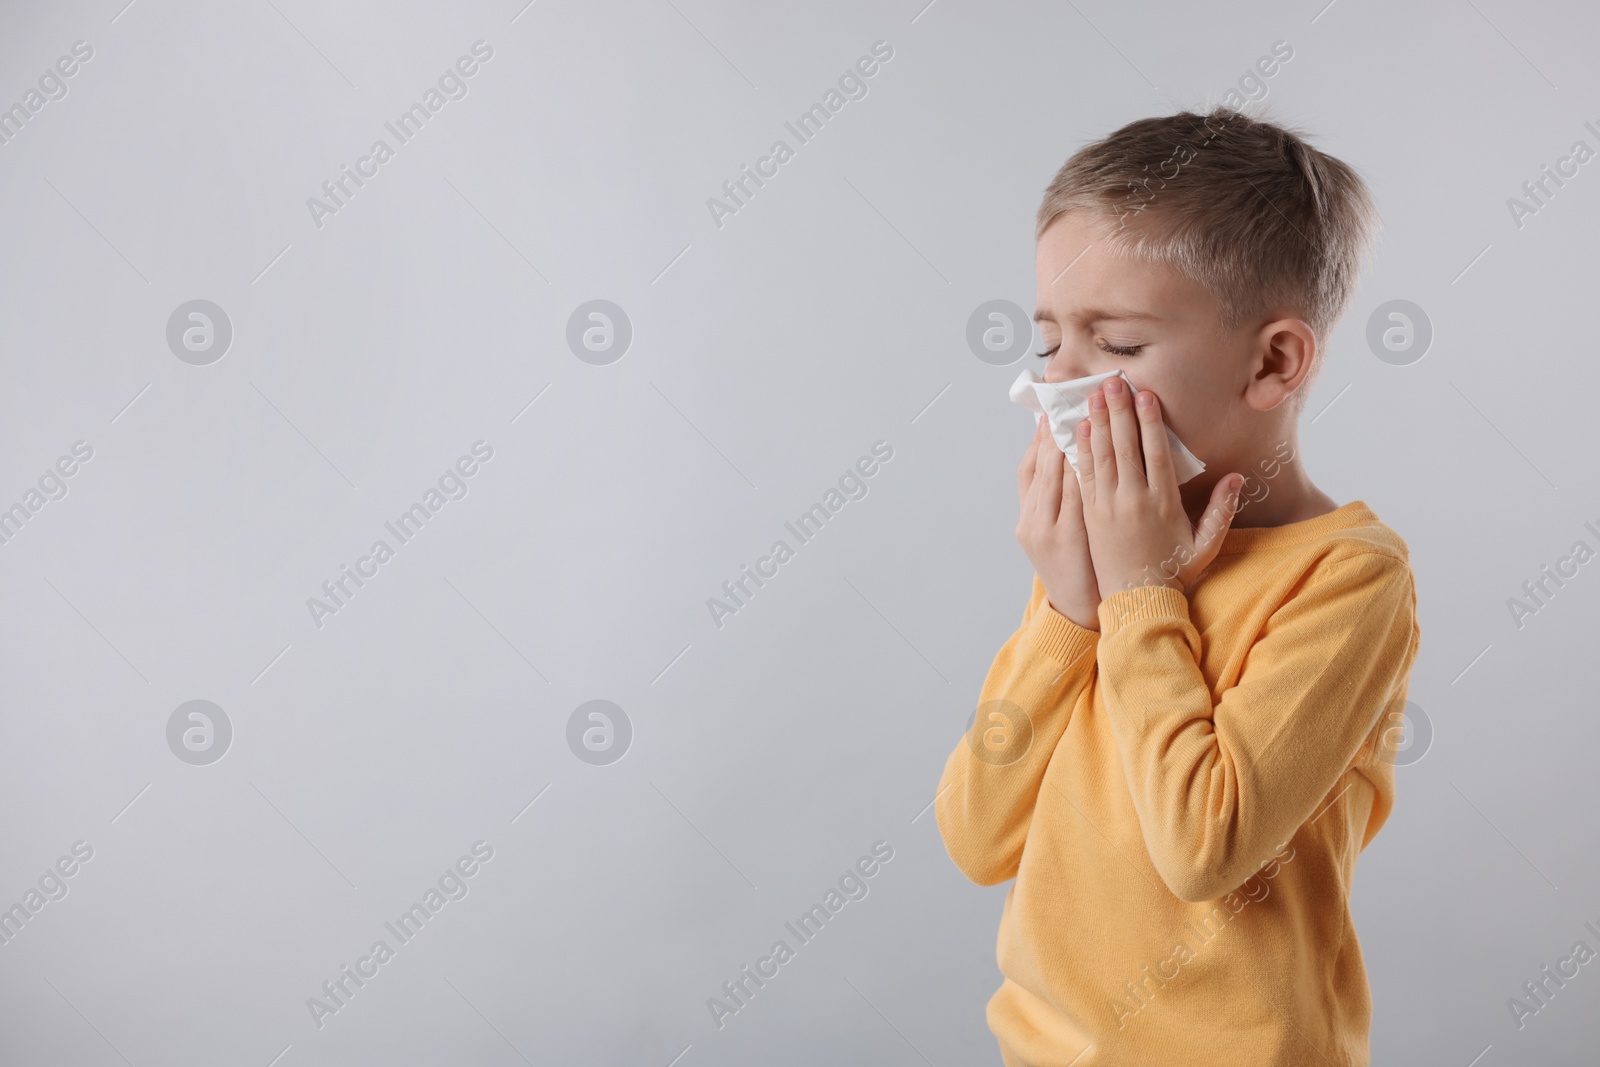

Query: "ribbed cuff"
(1024, 600), (1100, 669)
(1097, 584), (1191, 635)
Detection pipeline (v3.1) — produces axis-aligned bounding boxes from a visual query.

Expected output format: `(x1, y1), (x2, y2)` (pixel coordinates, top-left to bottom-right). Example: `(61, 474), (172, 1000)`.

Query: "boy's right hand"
(1016, 414), (1102, 631)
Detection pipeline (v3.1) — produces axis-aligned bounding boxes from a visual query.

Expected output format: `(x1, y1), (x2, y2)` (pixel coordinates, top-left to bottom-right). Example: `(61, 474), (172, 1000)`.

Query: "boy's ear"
(1244, 316), (1317, 412)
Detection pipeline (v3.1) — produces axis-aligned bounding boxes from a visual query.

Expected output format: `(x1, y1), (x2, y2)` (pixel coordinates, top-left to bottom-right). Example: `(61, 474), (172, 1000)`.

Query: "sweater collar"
(1216, 500), (1380, 555)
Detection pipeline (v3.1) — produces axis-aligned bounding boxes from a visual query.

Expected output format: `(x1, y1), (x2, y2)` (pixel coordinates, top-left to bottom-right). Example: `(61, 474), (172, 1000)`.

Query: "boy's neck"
(1179, 439), (1339, 530)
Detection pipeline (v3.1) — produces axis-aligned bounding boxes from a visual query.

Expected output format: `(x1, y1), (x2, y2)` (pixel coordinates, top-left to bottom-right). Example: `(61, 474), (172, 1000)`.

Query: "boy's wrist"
(1096, 584), (1190, 635)
(1029, 598), (1101, 665)
(1044, 596), (1101, 632)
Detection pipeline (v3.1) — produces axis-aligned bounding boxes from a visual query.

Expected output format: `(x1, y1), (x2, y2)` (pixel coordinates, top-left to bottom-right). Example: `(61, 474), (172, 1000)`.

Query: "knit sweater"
(936, 500), (1421, 1067)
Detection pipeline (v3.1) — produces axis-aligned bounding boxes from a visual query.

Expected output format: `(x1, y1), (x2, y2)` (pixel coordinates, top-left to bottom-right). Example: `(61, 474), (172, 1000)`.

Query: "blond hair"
(1037, 107), (1379, 404)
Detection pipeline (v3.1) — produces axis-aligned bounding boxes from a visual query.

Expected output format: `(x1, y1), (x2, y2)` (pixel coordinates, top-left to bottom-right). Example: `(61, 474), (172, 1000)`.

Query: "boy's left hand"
(1074, 376), (1244, 598)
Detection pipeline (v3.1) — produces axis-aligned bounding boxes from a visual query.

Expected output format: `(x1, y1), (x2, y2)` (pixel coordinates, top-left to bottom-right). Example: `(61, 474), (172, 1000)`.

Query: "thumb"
(1189, 474), (1244, 570)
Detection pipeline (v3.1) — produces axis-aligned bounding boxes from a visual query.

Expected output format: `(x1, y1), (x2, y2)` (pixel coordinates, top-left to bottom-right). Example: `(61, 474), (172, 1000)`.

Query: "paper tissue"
(1009, 367), (1207, 484)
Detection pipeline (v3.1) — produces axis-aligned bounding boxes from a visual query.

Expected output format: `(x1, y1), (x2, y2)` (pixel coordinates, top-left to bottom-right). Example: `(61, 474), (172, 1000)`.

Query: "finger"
(1024, 415), (1063, 525)
(1103, 376), (1146, 487)
(1018, 414), (1046, 502)
(1134, 389), (1179, 504)
(1059, 435), (1086, 522)
(1033, 412), (1058, 487)
(1037, 418), (1064, 519)
(1088, 388), (1117, 492)
(1189, 473), (1245, 575)
(1073, 417), (1096, 505)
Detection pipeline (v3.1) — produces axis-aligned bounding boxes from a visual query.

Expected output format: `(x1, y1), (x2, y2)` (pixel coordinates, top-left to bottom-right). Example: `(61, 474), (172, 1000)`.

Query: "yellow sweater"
(937, 500), (1420, 1067)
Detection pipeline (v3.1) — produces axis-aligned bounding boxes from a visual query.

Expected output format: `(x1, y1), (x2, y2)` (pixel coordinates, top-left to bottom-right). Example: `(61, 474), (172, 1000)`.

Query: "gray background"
(1, 0), (1597, 1064)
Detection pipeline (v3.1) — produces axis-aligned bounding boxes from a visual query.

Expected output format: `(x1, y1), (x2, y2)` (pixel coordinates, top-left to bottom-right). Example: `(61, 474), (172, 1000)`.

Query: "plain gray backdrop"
(2, 0), (1598, 1064)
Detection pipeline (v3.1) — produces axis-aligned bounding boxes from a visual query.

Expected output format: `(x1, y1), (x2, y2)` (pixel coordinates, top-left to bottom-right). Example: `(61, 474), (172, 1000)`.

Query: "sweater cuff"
(1097, 584), (1191, 635)
(1024, 599), (1100, 669)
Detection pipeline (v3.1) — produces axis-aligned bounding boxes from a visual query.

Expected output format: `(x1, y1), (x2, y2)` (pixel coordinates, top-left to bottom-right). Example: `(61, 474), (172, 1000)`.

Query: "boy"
(936, 107), (1420, 1067)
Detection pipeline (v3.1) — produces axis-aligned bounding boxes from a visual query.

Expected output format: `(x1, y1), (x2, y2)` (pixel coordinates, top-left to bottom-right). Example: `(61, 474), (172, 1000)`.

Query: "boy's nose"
(1041, 345), (1095, 384)
(1044, 359), (1092, 383)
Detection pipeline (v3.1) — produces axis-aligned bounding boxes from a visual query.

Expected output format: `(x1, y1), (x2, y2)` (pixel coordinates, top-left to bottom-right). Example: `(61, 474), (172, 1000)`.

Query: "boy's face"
(1032, 211), (1258, 473)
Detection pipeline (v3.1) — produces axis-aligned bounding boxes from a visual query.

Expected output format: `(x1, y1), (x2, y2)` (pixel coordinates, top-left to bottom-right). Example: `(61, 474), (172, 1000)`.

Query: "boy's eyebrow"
(1033, 307), (1164, 325)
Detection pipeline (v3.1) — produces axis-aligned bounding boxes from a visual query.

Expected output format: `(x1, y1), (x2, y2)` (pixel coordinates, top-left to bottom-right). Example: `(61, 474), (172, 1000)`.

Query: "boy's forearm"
(1091, 555), (1417, 902)
(936, 586), (1098, 886)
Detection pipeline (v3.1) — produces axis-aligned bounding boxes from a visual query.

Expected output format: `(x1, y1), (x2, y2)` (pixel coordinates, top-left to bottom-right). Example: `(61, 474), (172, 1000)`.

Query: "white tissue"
(1009, 367), (1207, 485)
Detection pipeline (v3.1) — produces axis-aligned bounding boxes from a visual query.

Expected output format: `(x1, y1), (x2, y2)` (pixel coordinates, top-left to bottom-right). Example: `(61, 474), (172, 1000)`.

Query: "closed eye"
(1034, 340), (1145, 359)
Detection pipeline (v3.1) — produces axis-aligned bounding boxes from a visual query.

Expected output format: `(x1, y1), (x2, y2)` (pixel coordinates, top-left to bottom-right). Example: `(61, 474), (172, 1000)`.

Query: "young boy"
(936, 107), (1420, 1067)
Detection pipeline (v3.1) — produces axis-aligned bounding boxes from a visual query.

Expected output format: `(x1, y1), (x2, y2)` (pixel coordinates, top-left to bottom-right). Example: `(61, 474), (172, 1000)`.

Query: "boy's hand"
(1017, 413), (1102, 631)
(1075, 377), (1244, 596)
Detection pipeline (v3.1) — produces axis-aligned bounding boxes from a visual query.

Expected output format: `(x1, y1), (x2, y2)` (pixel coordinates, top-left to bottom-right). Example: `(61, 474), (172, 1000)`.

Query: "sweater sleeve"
(936, 574), (1100, 886)
(1093, 550), (1418, 903)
